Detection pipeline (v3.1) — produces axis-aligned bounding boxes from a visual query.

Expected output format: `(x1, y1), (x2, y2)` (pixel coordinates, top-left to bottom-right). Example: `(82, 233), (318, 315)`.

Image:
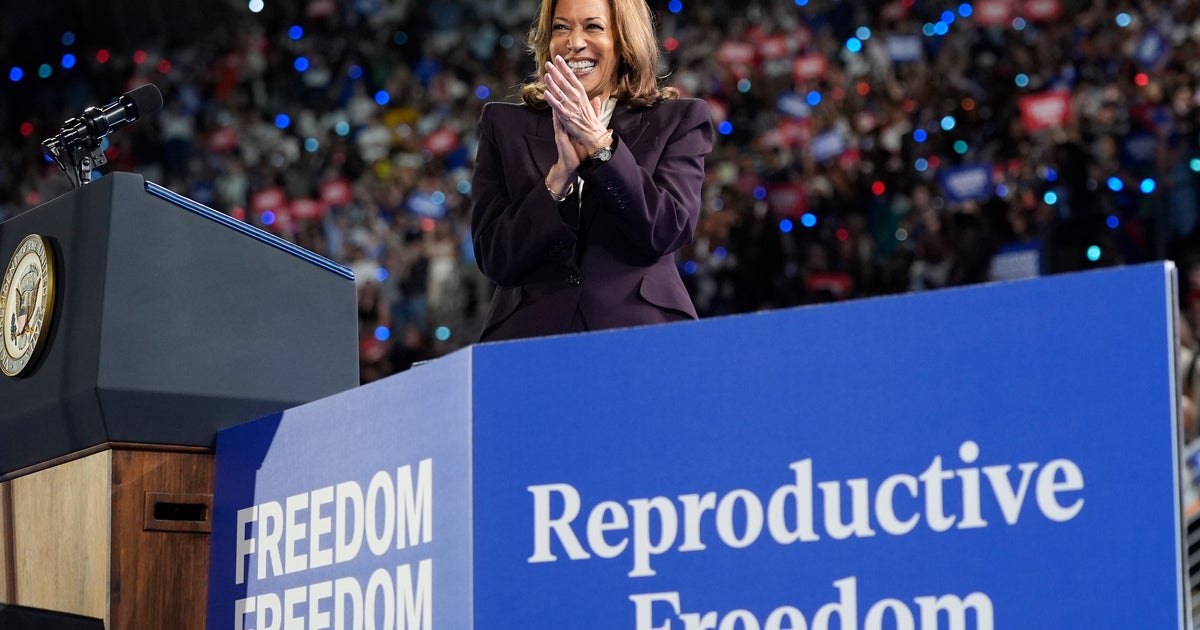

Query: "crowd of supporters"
(2, 0), (1200, 383)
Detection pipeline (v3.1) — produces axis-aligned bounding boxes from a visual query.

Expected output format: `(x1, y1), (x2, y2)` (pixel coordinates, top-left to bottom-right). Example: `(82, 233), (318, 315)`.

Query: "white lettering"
(1036, 459), (1085, 521)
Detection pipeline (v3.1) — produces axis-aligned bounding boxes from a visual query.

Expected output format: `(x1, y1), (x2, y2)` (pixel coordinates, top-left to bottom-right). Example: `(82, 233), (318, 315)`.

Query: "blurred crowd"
(2, 0), (1200, 384)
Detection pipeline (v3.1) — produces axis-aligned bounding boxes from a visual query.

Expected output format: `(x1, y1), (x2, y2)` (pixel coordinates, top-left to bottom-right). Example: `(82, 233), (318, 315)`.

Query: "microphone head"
(125, 83), (163, 118)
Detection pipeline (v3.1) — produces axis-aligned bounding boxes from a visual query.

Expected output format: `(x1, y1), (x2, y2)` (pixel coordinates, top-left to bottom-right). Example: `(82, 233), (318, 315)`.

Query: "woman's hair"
(520, 0), (678, 108)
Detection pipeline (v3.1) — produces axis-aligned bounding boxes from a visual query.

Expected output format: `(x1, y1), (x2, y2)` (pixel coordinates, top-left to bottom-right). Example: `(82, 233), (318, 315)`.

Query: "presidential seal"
(1, 234), (56, 377)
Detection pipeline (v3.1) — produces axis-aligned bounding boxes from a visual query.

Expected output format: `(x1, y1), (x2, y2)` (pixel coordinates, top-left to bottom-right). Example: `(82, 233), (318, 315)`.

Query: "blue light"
(1192, 158), (1200, 173)
(8, 67), (23, 82)
(941, 10), (956, 23)
(846, 37), (863, 53)
(958, 3), (973, 17)
(393, 32), (409, 45)
(349, 65), (363, 79)
(1140, 178), (1156, 193)
(1045, 168), (1058, 182)
(683, 260), (698, 275)
(375, 326), (391, 341)
(934, 21), (949, 36)
(794, 0), (808, 5)
(435, 326), (451, 341)
(1012, 17), (1026, 30)
(801, 213), (817, 228)
(274, 114), (291, 129)
(457, 179), (472, 194)
(1015, 73), (1029, 87)
(475, 85), (490, 99)
(304, 138), (319, 152)
(940, 115), (956, 131)
(262, 211), (276, 225)
(915, 158), (929, 172)
(856, 26), (872, 41)
(806, 90), (822, 106)
(294, 56), (310, 72)
(714, 246), (727, 259)
(430, 191), (447, 205)
(996, 184), (1009, 197)
(1043, 191), (1058, 205)
(913, 129), (928, 143)
(1115, 13), (1131, 27)
(61, 53), (76, 69)
(780, 219), (794, 233)
(1106, 177), (1124, 192)
(953, 140), (968, 154)
(1106, 215), (1120, 229)
(922, 23), (937, 37)
(753, 186), (767, 200)
(737, 78), (751, 93)
(668, 0), (683, 13)
(376, 267), (389, 282)
(288, 25), (304, 40)
(37, 64), (52, 79)
(335, 121), (351, 136)
(1086, 245), (1101, 262)
(717, 121), (733, 135)
(375, 90), (390, 105)
(61, 31), (76, 46)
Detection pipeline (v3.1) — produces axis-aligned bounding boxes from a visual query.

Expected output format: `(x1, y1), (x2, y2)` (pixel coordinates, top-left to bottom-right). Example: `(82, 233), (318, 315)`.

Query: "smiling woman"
(469, 0), (714, 342)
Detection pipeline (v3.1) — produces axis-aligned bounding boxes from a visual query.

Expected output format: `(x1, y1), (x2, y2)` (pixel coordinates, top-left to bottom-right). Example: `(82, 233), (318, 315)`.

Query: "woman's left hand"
(544, 56), (608, 158)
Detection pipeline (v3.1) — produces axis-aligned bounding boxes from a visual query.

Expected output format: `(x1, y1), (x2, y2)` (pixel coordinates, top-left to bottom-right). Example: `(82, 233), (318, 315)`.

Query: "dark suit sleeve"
(470, 104), (578, 287)
(581, 99), (713, 260)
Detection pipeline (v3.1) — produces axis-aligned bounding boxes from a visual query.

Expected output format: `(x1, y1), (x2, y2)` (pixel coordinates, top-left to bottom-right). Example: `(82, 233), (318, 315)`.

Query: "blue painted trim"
(145, 181), (355, 281)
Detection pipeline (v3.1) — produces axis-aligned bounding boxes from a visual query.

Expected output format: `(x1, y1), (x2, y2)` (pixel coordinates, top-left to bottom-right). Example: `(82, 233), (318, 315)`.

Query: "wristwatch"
(577, 130), (616, 173)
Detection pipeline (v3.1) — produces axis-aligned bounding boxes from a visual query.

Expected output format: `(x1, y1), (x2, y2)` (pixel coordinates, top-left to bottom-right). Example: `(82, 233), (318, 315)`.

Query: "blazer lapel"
(523, 111), (558, 176)
(610, 105), (647, 152)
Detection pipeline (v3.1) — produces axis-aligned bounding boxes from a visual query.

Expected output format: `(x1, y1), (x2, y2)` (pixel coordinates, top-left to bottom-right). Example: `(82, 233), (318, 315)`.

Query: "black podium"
(0, 172), (358, 628)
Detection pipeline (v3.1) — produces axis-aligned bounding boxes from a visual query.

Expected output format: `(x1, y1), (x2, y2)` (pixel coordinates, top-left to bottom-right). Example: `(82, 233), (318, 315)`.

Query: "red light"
(230, 207), (246, 221)
(26, 191), (41, 206)
(901, 98), (916, 112)
(19, 122), (33, 137)
(420, 217), (436, 232)
(1134, 73), (1149, 87)
(664, 37), (679, 52)
(157, 59), (172, 74)
(836, 228), (849, 241)
(831, 86), (845, 100)
(871, 180), (886, 196)
(856, 82), (870, 96)
(133, 50), (148, 65)
(96, 49), (110, 63)
(928, 156), (941, 168)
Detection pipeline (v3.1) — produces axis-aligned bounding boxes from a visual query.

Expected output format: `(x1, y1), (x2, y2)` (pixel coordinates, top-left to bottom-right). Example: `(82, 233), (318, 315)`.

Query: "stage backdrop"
(208, 262), (1188, 630)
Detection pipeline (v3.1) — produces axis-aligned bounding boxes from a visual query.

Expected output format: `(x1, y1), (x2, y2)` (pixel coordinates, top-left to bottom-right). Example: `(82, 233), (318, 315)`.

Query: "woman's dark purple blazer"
(470, 97), (713, 342)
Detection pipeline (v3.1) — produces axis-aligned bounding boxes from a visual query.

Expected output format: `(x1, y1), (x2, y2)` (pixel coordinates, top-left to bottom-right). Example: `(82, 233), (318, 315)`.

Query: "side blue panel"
(471, 264), (1183, 628)
(207, 349), (473, 630)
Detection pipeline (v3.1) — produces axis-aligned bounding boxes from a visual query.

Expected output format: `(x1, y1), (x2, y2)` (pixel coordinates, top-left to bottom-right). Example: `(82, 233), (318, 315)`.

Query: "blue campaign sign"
(206, 350), (473, 630)
(939, 163), (994, 203)
(469, 263), (1184, 628)
(208, 263), (1186, 629)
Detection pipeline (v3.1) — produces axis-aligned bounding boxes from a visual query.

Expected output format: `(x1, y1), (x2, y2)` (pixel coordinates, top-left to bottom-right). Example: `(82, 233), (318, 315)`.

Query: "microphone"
(65, 83), (163, 144)
(42, 83), (164, 188)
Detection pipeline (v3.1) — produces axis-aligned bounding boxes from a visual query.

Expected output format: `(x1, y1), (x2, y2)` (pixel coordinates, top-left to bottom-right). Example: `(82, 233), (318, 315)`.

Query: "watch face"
(597, 146), (613, 162)
(1, 234), (56, 377)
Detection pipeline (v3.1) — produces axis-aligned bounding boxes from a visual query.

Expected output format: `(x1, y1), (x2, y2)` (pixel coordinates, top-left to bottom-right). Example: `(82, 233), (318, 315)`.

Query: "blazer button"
(568, 274), (582, 286)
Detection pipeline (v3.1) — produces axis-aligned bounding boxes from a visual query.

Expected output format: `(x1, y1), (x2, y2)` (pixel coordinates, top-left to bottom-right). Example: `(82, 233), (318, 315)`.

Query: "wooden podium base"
(0, 445), (214, 629)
